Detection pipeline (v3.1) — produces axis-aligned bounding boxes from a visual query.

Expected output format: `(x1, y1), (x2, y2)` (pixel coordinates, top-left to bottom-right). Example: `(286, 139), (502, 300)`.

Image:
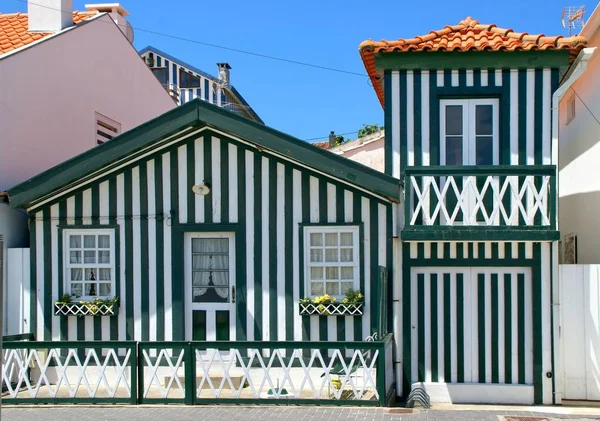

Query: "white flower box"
(299, 302), (363, 316)
(54, 302), (118, 317)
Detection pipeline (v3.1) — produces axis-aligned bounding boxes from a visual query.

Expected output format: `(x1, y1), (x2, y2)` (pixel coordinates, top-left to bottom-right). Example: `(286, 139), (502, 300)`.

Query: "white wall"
(0, 14), (175, 191)
(558, 23), (600, 264)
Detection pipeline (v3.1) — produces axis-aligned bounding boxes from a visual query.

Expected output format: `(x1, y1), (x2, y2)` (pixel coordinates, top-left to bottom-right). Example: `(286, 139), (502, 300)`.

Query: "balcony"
(402, 165), (558, 241)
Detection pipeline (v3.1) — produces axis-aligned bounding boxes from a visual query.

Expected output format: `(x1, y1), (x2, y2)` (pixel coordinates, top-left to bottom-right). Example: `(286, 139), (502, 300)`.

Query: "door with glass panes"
(440, 99), (499, 224)
(184, 232), (236, 342)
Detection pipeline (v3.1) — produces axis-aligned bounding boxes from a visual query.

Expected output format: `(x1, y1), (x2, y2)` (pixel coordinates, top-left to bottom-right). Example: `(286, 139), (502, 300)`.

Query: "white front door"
(184, 232), (236, 342)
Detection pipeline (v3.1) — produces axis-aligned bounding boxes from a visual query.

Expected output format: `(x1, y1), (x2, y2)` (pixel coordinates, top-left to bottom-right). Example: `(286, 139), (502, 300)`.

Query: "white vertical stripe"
(437, 274), (445, 382)
(362, 197), (371, 337)
(407, 71), (415, 166)
(327, 183), (337, 344)
(99, 181), (110, 341)
(147, 160), (157, 343)
(65, 199), (76, 341)
(424, 242), (431, 259)
(437, 70), (444, 87)
(498, 273), (506, 383)
(309, 176), (319, 340)
(50, 204), (59, 341)
(411, 270), (419, 383)
(262, 157), (270, 340)
(485, 272), (492, 383)
(207, 312), (216, 341)
(525, 269), (533, 384)
(245, 152), (255, 341)
(463, 242), (469, 259)
(276, 163), (286, 341)
(511, 273), (519, 383)
(499, 242), (506, 259)
(481, 69), (488, 87)
(209, 82), (214, 105)
(211, 137), (222, 223)
(510, 70), (519, 164)
(424, 274), (432, 382)
(525, 243), (533, 259)
(194, 137), (205, 223)
(466, 70), (474, 87)
(451, 70), (459, 87)
(392, 71), (401, 178)
(542, 69), (552, 165)
(132, 168), (142, 341)
(410, 243), (418, 259)
(162, 153), (173, 341)
(450, 272), (458, 382)
(485, 243), (492, 259)
(345, 190), (355, 342)
(229, 144), (238, 223)
(450, 242), (457, 259)
(292, 169), (302, 341)
(541, 243), (552, 403)
(526, 70), (535, 164)
(465, 270), (473, 383)
(495, 69), (503, 87)
(82, 189), (93, 342)
(177, 146), (187, 224)
(473, 242), (479, 259)
(117, 174), (126, 342)
(395, 240), (402, 394)
(512, 242), (519, 259)
(422, 71), (430, 166)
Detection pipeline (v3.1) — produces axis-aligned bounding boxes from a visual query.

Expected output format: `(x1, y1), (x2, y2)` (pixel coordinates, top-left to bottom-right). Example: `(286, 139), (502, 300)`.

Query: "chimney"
(28, 0), (73, 32)
(85, 3), (134, 43)
(328, 131), (336, 148)
(217, 63), (231, 87)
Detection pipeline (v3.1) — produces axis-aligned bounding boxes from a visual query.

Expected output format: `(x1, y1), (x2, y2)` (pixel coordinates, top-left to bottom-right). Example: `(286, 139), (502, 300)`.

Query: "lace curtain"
(192, 238), (229, 299)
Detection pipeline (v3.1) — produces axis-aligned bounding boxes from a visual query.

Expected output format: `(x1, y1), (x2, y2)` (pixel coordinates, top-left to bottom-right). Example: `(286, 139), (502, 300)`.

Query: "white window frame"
(303, 225), (360, 300)
(95, 112), (121, 146)
(440, 98), (499, 166)
(63, 229), (116, 300)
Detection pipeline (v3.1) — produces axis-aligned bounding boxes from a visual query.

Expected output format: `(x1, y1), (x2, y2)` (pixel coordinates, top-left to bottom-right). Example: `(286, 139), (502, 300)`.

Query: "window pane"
(340, 233), (353, 246)
(310, 248), (323, 262)
(310, 233), (323, 246)
(341, 267), (354, 280)
(83, 235), (96, 248)
(476, 105), (493, 135)
(98, 250), (110, 264)
(70, 251), (81, 264)
(325, 282), (339, 296)
(340, 248), (353, 262)
(446, 136), (463, 165)
(325, 249), (338, 262)
(192, 238), (228, 253)
(151, 68), (168, 85)
(310, 282), (324, 295)
(340, 282), (353, 294)
(192, 271), (210, 287)
(69, 235), (81, 248)
(325, 233), (338, 246)
(71, 268), (82, 281)
(71, 283), (82, 297)
(85, 269), (97, 281)
(99, 283), (111, 296)
(310, 267), (323, 280)
(85, 283), (97, 296)
(476, 136), (494, 165)
(84, 251), (96, 264)
(326, 267), (339, 280)
(193, 254), (228, 270)
(99, 268), (111, 281)
(98, 235), (110, 248)
(445, 105), (463, 135)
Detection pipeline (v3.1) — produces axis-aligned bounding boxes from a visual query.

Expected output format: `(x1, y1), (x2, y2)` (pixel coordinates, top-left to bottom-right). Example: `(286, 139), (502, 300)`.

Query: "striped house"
(139, 46), (263, 124)
(359, 17), (587, 404)
(7, 99), (398, 350)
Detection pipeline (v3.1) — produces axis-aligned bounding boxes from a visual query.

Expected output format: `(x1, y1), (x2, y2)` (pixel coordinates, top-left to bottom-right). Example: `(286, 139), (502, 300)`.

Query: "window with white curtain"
(303, 226), (360, 299)
(64, 230), (115, 298)
(191, 237), (230, 303)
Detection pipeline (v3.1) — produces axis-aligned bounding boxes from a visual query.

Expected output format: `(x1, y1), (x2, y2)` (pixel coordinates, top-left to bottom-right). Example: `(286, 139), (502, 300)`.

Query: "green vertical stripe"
(456, 273), (465, 383)
(354, 193), (363, 342)
(284, 165), (293, 341)
(491, 273), (499, 383)
(413, 70), (422, 166)
(488, 68), (496, 86)
(153, 160), (164, 342)
(402, 245), (412, 395)
(42, 207), (51, 341)
(534, 69), (543, 165)
(186, 142), (195, 223)
(123, 171), (134, 341)
(417, 273), (425, 382)
(300, 171), (309, 342)
(400, 70), (408, 170)
(170, 150), (183, 340)
(478, 273), (485, 383)
(74, 193), (85, 344)
(192, 310), (206, 341)
(370, 200), (379, 335)
(533, 244), (543, 403)
(386, 204), (394, 335)
(473, 69), (481, 87)
(203, 134), (213, 223)
(504, 273), (512, 383)
(269, 159), (277, 341)
(518, 70), (527, 165)
(216, 310), (230, 341)
(430, 273), (438, 382)
(58, 201), (68, 341)
(318, 177), (327, 340)
(443, 69), (451, 87)
(29, 215), (37, 337)
(237, 146), (247, 340)
(253, 152), (263, 340)
(109, 177), (118, 341)
(458, 69), (466, 88)
(430, 70), (439, 166)
(501, 69), (511, 165)
(443, 273), (451, 381)
(220, 138), (229, 223)
(518, 272), (526, 384)
(91, 184), (102, 341)
(384, 70), (393, 175)
(139, 164), (149, 341)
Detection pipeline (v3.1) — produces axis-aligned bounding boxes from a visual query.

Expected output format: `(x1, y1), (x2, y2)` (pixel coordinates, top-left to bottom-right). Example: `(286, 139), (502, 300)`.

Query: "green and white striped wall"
(27, 128), (393, 346)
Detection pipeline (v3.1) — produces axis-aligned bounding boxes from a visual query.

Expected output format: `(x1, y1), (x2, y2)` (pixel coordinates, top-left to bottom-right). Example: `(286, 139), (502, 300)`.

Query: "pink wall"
(0, 14), (175, 191)
(336, 138), (385, 172)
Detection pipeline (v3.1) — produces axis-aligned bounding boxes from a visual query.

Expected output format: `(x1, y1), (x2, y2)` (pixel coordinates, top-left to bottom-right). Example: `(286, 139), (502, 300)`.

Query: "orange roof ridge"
(359, 17), (587, 107)
(0, 10), (99, 56)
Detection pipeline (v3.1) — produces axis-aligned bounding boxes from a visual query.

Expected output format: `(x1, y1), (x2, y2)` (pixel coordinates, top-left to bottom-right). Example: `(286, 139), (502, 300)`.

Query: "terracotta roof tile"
(359, 17), (587, 107)
(0, 10), (98, 56)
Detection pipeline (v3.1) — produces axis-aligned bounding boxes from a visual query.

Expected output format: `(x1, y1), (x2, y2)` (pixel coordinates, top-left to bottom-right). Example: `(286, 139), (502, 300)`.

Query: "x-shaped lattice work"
(142, 348), (186, 399)
(299, 303), (363, 316)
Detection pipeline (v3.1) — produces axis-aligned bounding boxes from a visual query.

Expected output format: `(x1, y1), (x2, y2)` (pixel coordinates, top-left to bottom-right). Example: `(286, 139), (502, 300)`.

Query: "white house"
(0, 0), (176, 334)
(558, 3), (600, 264)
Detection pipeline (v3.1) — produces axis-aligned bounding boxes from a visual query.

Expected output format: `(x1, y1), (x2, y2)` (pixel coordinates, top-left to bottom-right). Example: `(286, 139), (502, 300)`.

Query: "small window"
(179, 69), (201, 88)
(151, 67), (168, 86)
(303, 226), (360, 299)
(95, 112), (121, 145)
(567, 95), (576, 124)
(64, 230), (115, 299)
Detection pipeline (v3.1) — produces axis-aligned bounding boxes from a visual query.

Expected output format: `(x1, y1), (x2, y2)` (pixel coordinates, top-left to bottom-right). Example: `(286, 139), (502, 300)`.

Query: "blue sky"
(11, 0), (592, 141)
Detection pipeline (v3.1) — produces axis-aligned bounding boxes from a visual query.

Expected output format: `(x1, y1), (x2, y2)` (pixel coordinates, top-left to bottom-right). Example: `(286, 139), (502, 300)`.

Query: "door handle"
(231, 285), (235, 304)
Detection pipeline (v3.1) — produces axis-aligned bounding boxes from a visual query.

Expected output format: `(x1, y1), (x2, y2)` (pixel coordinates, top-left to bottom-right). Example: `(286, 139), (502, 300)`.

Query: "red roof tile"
(359, 17), (587, 107)
(0, 10), (98, 56)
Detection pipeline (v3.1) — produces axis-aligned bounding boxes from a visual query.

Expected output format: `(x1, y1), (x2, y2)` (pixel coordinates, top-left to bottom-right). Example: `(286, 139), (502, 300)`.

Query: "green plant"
(357, 124), (383, 138)
(342, 289), (364, 304)
(57, 293), (73, 304)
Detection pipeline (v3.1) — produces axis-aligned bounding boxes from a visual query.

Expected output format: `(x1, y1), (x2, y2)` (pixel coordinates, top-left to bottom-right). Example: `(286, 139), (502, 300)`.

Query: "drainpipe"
(551, 46), (595, 405)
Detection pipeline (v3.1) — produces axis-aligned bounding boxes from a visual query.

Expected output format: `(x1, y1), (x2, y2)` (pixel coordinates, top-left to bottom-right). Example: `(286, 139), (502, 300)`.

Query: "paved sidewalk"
(3, 406), (600, 421)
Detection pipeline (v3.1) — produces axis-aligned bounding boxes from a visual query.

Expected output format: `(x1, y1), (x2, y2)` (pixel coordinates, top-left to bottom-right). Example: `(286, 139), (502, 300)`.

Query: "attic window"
(96, 113), (121, 145)
(179, 69), (200, 88)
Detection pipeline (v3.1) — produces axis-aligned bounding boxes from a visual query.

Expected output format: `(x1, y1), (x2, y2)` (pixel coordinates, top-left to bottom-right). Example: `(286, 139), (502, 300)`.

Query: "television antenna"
(562, 6), (586, 36)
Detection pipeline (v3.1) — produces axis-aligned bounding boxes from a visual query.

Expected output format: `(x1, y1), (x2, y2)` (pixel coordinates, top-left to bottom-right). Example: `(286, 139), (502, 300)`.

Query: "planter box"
(54, 302), (119, 317)
(299, 302), (363, 316)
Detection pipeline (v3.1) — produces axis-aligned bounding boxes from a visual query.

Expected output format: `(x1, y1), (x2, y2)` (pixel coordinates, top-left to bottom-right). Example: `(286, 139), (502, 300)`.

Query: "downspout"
(551, 46), (596, 405)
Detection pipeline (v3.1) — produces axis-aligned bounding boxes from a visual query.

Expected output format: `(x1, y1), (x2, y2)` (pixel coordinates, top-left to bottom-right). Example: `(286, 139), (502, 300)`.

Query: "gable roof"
(360, 17), (588, 106)
(0, 10), (99, 57)
(138, 45), (263, 124)
(8, 99), (399, 209)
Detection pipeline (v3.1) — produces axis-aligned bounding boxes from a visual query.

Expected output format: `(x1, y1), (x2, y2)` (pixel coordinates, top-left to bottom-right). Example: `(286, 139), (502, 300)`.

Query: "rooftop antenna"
(562, 6), (585, 36)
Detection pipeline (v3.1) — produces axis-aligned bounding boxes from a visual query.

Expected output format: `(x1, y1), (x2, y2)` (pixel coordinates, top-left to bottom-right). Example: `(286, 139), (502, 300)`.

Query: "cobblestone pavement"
(3, 406), (600, 421)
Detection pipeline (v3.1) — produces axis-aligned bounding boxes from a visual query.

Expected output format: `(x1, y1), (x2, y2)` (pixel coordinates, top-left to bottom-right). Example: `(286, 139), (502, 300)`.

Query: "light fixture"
(192, 182), (210, 196)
